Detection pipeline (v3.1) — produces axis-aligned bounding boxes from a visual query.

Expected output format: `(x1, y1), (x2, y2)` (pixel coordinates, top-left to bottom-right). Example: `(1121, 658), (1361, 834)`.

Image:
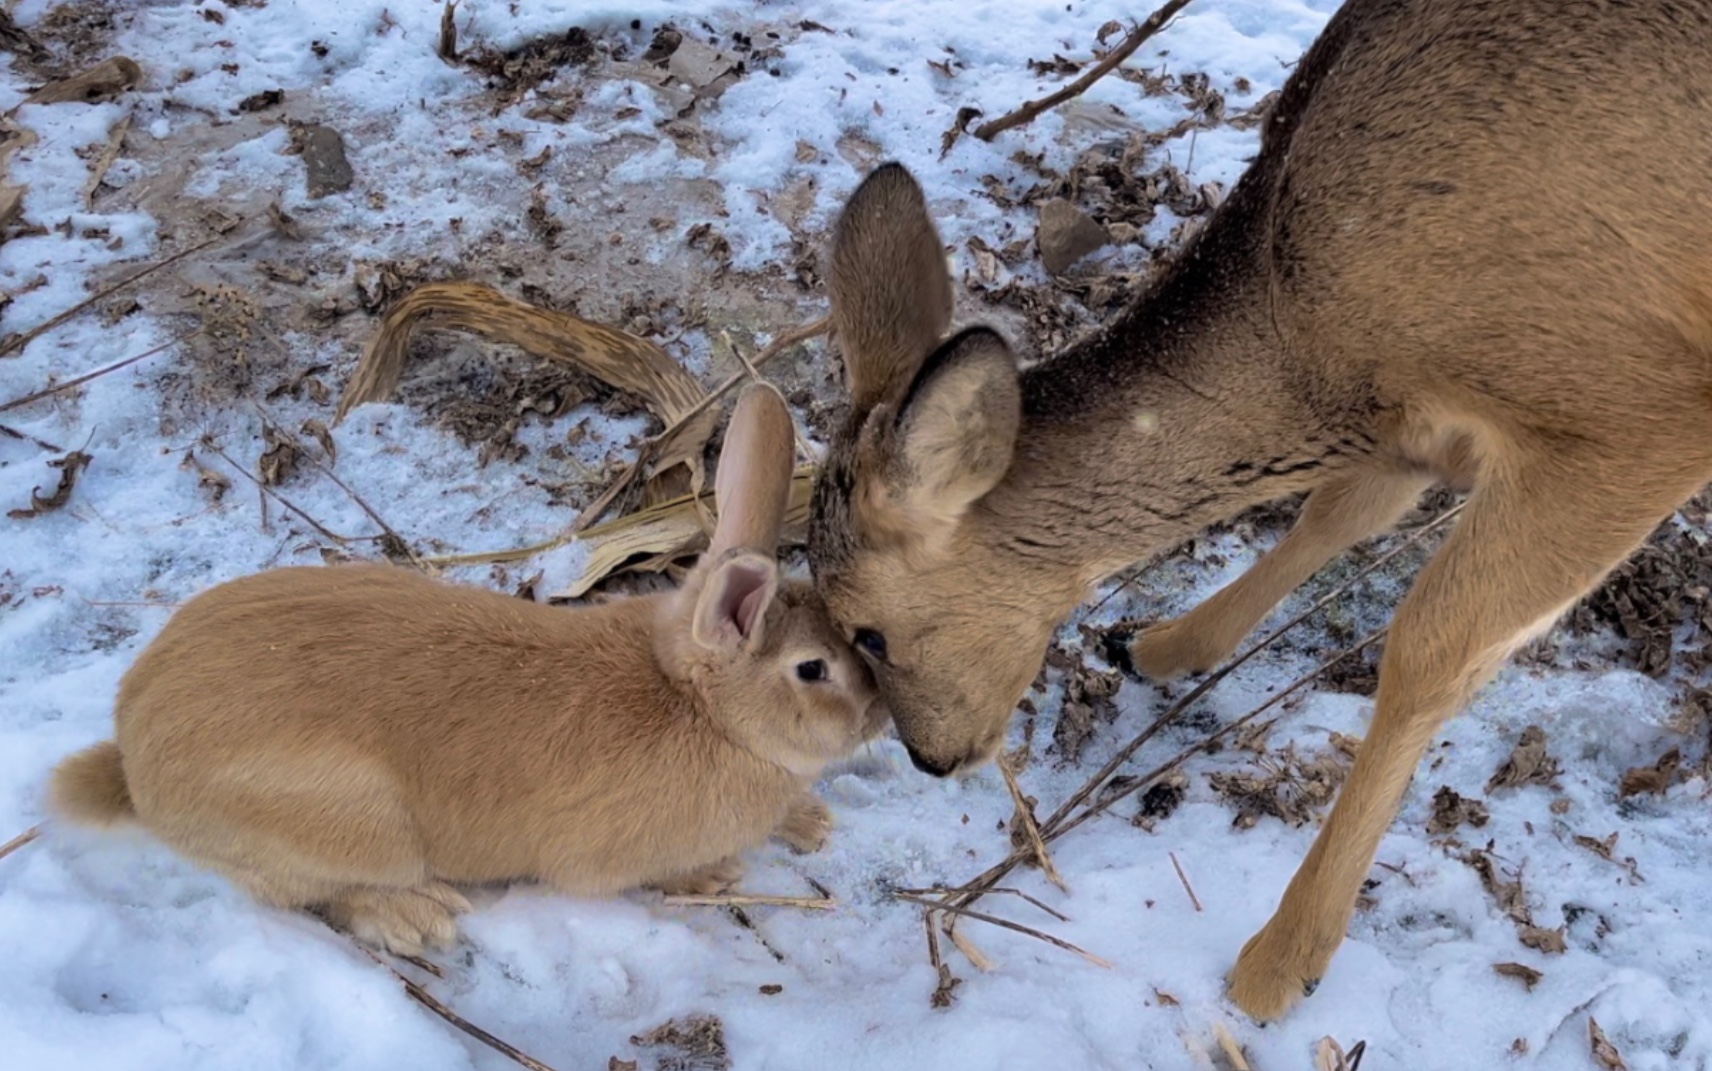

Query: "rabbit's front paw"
(776, 794), (833, 854)
(653, 856), (745, 896)
(325, 882), (471, 956)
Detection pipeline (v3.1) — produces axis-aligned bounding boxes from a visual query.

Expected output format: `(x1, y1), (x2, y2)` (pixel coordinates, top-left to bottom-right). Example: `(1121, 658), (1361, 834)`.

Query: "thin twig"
(1168, 851), (1203, 912)
(998, 755), (1068, 892)
(0, 330), (201, 414)
(255, 406), (424, 568)
(204, 442), (359, 544)
(359, 946), (561, 1071)
(974, 0), (1196, 141)
(1045, 503), (1463, 837)
(0, 824), (42, 863)
(0, 234), (226, 358)
(945, 627), (1391, 912)
(567, 315), (830, 536)
(396, 953), (447, 980)
(893, 892), (1113, 969)
(1052, 627), (1387, 844)
(661, 893), (836, 910)
(0, 421), (64, 452)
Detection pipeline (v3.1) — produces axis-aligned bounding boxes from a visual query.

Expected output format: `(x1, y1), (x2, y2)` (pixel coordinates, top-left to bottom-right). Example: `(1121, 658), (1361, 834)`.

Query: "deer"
(805, 0), (1712, 1020)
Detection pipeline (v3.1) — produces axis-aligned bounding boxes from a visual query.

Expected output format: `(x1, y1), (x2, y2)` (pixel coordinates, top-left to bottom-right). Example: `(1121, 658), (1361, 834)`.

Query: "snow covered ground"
(2, 1), (1709, 1069)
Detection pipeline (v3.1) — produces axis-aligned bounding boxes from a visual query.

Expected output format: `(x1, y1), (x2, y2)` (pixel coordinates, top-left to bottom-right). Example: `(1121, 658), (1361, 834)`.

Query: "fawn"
(806, 0), (1712, 1019)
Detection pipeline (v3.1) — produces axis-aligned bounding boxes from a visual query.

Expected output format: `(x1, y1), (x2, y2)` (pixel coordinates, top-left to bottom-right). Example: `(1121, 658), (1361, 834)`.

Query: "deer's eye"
(853, 628), (888, 662)
(796, 659), (828, 682)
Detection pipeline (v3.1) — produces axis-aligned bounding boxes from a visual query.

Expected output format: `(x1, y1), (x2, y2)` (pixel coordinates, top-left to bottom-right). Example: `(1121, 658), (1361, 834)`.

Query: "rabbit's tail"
(49, 741), (135, 827)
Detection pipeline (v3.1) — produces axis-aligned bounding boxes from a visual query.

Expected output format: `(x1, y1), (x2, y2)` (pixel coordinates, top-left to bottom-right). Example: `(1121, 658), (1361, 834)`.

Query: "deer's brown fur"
(808, 0), (1712, 1020)
(51, 385), (888, 955)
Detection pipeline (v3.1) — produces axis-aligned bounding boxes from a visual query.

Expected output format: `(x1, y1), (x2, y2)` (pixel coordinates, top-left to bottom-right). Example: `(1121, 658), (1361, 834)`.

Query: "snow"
(3, 1), (1710, 1069)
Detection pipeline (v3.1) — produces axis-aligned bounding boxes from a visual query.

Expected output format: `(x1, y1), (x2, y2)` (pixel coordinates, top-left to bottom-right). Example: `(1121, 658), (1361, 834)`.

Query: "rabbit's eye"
(795, 659), (828, 682)
(853, 628), (888, 662)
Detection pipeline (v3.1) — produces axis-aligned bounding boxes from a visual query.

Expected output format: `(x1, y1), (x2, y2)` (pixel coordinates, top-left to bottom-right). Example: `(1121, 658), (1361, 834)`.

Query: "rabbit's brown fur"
(51, 385), (886, 954)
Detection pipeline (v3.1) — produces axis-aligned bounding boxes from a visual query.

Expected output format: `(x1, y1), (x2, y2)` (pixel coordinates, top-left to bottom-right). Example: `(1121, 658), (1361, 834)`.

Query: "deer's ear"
(858, 326), (1020, 541)
(829, 162), (954, 411)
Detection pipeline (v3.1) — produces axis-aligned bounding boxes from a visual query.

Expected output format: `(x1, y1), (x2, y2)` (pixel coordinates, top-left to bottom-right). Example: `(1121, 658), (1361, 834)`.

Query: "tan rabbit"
(47, 383), (889, 955)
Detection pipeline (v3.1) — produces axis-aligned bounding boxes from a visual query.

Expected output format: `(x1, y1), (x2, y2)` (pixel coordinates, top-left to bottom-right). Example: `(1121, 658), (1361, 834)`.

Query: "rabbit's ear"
(708, 382), (795, 560)
(692, 550), (780, 651)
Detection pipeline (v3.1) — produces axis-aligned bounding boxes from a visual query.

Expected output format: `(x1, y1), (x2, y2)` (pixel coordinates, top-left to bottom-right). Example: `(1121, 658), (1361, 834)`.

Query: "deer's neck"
(973, 199), (1357, 598)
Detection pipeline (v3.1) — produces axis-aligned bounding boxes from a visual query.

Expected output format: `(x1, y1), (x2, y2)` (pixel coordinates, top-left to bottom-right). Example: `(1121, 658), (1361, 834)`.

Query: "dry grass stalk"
(203, 442), (359, 544)
(1054, 503), (1461, 836)
(922, 906), (961, 1007)
(0, 330), (202, 413)
(0, 824), (42, 863)
(1211, 1022), (1252, 1071)
(1315, 1037), (1368, 1071)
(423, 469), (813, 585)
(973, 0), (1196, 140)
(895, 885), (1071, 922)
(999, 754), (1068, 892)
(944, 919), (997, 971)
(893, 891), (1113, 969)
(0, 235), (225, 359)
(360, 945), (560, 1071)
(940, 626), (1391, 928)
(415, 319), (830, 575)
(285, 423), (422, 566)
(82, 113), (132, 210)
(335, 281), (719, 495)
(661, 893), (836, 910)
(1168, 851), (1204, 912)
(437, 0), (459, 61)
(552, 315), (830, 536)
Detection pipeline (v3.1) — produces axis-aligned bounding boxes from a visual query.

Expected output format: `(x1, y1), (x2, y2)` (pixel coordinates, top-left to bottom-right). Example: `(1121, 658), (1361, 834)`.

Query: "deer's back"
(1260, 0), (1712, 438)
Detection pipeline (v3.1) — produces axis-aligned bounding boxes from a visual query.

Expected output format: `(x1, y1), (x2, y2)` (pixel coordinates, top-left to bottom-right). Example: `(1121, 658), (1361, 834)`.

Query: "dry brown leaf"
(1153, 987), (1180, 1007)
(630, 1013), (729, 1071)
(258, 425), (302, 486)
(1493, 961), (1543, 990)
(183, 450), (232, 502)
(8, 449), (92, 519)
(1619, 747), (1681, 797)
(300, 419), (337, 463)
(1518, 925), (1567, 955)
(1573, 830), (1644, 883)
(1588, 1017), (1628, 1070)
(1461, 848), (1529, 924)
(1486, 725), (1561, 792)
(1427, 785), (1490, 834)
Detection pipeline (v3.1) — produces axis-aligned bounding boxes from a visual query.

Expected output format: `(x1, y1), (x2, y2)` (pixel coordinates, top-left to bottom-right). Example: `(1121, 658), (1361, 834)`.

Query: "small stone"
(299, 124), (354, 198)
(1035, 198), (1109, 275)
